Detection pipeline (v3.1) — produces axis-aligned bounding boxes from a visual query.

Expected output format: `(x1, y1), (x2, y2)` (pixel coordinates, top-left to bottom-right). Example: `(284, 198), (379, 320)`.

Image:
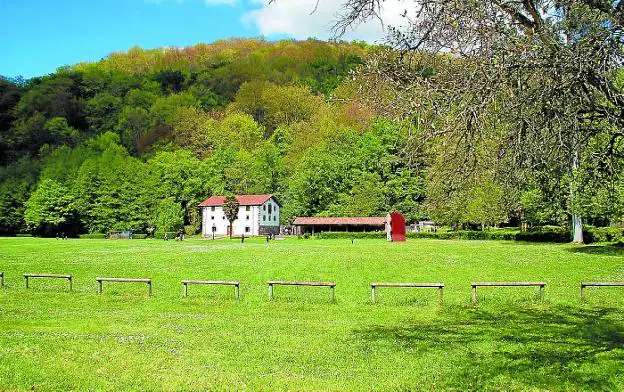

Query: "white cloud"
(241, 0), (412, 42)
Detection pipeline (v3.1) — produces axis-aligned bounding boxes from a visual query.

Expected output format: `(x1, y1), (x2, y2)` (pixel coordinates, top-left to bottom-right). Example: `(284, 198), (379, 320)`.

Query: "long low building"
(291, 217), (386, 235)
(292, 212), (407, 241)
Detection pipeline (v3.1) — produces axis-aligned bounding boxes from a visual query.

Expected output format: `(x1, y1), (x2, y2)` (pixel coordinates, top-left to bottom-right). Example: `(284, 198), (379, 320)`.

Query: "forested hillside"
(0, 39), (424, 236)
(0, 38), (622, 237)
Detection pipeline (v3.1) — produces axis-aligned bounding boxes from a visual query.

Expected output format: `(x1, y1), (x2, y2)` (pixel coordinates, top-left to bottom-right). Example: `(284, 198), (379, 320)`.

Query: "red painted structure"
(387, 211), (406, 241)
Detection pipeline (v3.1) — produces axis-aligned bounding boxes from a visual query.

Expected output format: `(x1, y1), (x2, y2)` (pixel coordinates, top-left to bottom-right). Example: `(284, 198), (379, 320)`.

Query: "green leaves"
(223, 195), (240, 238)
(24, 178), (78, 234)
(154, 198), (184, 235)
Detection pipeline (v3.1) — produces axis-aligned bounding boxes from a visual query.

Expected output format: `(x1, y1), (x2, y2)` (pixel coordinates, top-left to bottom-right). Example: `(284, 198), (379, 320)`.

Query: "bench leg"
(97, 280), (102, 294)
(371, 286), (376, 304)
(69, 277), (72, 292)
(268, 284), (273, 300)
(184, 283), (188, 297)
(330, 286), (335, 303)
(235, 284), (240, 301)
(580, 285), (585, 301)
(471, 286), (477, 304)
(25, 276), (29, 289)
(439, 287), (443, 305)
(539, 285), (544, 301)
(147, 282), (152, 297)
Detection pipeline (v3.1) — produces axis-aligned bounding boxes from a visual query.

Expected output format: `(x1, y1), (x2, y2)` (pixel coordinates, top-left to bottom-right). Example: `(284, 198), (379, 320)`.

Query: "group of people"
(55, 233), (68, 240)
(163, 232), (185, 241)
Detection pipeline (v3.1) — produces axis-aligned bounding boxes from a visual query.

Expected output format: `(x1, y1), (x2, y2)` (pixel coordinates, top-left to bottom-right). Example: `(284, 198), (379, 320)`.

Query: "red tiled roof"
(199, 194), (277, 207)
(292, 217), (386, 226)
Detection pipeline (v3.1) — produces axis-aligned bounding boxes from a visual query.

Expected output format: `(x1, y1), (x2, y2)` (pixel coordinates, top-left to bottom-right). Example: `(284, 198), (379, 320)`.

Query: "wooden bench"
(371, 282), (444, 304)
(96, 277), (152, 296)
(471, 282), (545, 304)
(182, 280), (240, 300)
(580, 281), (624, 300)
(267, 280), (336, 303)
(24, 273), (72, 291)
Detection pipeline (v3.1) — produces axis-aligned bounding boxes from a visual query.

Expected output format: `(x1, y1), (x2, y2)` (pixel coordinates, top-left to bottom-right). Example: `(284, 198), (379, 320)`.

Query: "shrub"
(313, 227), (574, 243)
(318, 232), (386, 239)
(459, 230), (486, 240)
(79, 233), (107, 239)
(184, 225), (197, 236)
(132, 233), (147, 239)
(407, 231), (460, 239)
(514, 227), (569, 243)
(584, 226), (624, 243)
(155, 230), (177, 239)
(483, 229), (520, 241)
(15, 233), (32, 237)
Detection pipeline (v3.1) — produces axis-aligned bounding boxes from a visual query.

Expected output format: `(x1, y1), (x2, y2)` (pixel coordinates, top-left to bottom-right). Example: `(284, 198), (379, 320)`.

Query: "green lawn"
(1, 237), (623, 390)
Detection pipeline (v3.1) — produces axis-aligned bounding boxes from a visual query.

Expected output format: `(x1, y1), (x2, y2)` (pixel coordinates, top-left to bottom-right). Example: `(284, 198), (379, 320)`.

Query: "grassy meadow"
(0, 237), (623, 390)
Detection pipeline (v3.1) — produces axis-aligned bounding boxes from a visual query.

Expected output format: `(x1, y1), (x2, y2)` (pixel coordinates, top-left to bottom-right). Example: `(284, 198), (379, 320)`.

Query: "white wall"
(201, 198), (280, 236)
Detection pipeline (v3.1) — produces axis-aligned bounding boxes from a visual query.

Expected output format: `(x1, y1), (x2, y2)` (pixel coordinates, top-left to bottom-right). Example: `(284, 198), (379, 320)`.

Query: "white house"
(199, 194), (281, 237)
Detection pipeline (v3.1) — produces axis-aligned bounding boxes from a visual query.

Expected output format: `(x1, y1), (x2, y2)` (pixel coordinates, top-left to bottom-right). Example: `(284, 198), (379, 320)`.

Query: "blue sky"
(0, 0), (407, 78)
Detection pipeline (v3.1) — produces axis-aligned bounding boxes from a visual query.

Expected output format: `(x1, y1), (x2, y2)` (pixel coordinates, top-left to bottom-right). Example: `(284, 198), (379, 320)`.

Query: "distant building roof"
(199, 194), (279, 207)
(292, 217), (386, 226)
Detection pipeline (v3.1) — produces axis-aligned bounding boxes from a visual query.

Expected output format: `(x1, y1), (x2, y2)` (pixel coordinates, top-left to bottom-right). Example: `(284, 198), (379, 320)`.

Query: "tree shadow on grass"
(568, 243), (624, 256)
(353, 305), (624, 390)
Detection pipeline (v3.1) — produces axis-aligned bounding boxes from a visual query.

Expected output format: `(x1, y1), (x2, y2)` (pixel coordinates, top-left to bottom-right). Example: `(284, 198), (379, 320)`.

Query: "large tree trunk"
(571, 214), (583, 243)
(570, 144), (584, 243)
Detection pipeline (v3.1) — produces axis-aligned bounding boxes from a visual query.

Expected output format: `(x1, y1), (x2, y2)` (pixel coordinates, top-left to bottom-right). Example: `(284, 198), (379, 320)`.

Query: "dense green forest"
(0, 38), (622, 237)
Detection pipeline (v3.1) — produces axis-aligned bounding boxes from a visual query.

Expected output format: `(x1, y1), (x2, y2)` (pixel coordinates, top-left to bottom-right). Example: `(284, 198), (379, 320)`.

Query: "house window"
(268, 204), (272, 214)
(222, 216), (225, 220)
(246, 206), (250, 211)
(263, 205), (266, 211)
(274, 216), (277, 221)
(211, 206), (215, 211)
(263, 215), (266, 221)
(211, 216), (214, 220)
(245, 226), (250, 233)
(246, 215), (249, 220)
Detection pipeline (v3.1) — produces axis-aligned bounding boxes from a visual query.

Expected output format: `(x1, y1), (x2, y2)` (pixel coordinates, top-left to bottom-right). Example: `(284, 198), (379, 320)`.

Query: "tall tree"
(24, 179), (79, 236)
(154, 198), (184, 238)
(223, 195), (240, 239)
(333, 0), (624, 242)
